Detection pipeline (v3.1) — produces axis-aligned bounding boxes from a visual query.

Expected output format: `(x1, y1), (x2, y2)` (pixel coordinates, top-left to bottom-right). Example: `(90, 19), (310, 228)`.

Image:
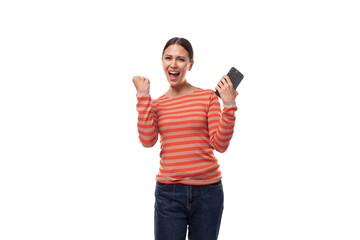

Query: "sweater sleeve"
(207, 93), (237, 153)
(136, 90), (159, 147)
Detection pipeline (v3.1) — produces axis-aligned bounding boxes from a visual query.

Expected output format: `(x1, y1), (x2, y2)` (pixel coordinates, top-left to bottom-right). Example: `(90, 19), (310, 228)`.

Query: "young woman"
(133, 37), (238, 240)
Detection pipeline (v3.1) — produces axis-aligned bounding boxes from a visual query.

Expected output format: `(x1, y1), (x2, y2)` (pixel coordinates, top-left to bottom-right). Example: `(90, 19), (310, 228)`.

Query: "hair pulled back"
(162, 37), (194, 62)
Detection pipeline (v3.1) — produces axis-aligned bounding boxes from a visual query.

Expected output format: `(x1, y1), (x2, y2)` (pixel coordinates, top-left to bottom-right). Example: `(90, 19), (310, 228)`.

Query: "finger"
(221, 77), (229, 88)
(215, 85), (221, 92)
(224, 76), (232, 87)
(224, 75), (231, 82)
(218, 79), (226, 88)
(219, 76), (225, 84)
(219, 78), (226, 86)
(221, 75), (229, 84)
(133, 76), (140, 83)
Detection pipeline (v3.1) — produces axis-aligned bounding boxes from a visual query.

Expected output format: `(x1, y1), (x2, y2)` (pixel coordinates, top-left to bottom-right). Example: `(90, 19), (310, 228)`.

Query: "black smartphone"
(215, 67), (244, 98)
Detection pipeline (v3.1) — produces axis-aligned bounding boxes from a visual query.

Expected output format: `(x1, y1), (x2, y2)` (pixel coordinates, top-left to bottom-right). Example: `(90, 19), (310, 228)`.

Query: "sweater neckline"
(163, 87), (200, 99)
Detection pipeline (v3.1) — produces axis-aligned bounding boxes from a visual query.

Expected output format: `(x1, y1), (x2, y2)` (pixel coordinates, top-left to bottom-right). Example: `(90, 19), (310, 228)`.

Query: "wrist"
(222, 100), (237, 108)
(136, 89), (150, 97)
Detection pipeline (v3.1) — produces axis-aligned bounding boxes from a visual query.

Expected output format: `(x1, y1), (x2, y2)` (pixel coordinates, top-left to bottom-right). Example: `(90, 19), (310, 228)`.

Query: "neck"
(168, 81), (194, 97)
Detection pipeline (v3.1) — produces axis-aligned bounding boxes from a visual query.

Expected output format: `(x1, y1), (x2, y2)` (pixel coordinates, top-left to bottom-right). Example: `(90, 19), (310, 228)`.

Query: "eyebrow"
(164, 54), (186, 59)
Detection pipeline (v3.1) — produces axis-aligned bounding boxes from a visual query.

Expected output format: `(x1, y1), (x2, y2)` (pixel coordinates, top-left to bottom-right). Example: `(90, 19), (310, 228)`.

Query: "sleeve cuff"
(222, 100), (237, 108)
(136, 90), (150, 97)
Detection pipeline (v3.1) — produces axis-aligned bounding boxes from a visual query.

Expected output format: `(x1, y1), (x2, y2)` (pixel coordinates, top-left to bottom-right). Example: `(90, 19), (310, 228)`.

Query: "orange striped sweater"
(136, 88), (237, 185)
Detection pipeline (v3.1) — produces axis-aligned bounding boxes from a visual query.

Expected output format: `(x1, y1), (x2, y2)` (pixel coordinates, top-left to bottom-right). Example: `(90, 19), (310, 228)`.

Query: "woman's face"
(162, 44), (194, 88)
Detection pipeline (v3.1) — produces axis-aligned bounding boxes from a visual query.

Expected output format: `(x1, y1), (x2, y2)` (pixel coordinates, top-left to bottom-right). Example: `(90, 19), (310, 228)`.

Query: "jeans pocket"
(208, 180), (222, 188)
(156, 181), (167, 188)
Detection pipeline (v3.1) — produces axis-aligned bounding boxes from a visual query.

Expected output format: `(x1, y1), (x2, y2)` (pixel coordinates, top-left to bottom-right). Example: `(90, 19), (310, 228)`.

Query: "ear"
(188, 60), (194, 71)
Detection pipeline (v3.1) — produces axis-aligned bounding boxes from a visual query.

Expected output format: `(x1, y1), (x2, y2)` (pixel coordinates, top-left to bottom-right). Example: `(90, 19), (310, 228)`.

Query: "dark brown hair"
(162, 37), (194, 62)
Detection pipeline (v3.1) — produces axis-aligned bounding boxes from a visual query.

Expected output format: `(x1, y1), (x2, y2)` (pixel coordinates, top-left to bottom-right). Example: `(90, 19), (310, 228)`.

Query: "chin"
(168, 82), (179, 88)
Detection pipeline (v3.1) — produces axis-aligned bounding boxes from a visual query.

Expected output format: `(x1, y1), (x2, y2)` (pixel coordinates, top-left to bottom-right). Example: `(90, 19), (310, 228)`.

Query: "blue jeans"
(154, 181), (224, 240)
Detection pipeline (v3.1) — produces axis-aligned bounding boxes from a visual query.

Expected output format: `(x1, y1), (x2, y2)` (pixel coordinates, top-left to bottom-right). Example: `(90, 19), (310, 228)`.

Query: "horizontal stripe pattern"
(136, 88), (237, 185)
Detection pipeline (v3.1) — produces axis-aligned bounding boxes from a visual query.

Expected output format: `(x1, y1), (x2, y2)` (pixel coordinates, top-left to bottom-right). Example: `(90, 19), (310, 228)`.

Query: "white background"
(1, 0), (359, 239)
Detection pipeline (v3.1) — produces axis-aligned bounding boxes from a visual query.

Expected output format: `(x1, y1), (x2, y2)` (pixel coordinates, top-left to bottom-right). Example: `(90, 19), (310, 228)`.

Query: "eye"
(178, 58), (185, 62)
(165, 57), (171, 60)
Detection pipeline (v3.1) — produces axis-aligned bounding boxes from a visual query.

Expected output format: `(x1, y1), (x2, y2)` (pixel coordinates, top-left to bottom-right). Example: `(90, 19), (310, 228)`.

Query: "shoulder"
(194, 88), (216, 97)
(193, 88), (220, 112)
(196, 88), (219, 101)
(153, 94), (166, 104)
(196, 88), (213, 94)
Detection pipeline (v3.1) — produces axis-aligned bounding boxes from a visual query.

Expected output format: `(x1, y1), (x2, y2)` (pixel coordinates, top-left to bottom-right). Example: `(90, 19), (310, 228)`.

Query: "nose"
(170, 59), (177, 68)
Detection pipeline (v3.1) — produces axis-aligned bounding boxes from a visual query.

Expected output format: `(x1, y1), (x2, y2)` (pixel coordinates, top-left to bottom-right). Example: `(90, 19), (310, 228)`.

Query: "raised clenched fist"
(132, 76), (150, 91)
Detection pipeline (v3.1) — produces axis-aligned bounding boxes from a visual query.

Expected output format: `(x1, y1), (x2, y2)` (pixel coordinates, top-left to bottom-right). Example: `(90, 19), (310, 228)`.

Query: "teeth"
(169, 71), (179, 74)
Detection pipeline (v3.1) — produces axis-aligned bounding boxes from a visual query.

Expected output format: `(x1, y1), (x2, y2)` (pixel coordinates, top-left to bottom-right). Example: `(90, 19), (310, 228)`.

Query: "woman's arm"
(136, 90), (159, 147)
(133, 76), (158, 147)
(208, 93), (237, 153)
(208, 75), (238, 152)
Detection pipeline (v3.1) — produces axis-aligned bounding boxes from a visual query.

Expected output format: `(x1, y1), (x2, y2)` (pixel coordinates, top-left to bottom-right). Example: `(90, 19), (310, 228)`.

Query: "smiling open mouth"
(169, 71), (180, 81)
(169, 71), (180, 77)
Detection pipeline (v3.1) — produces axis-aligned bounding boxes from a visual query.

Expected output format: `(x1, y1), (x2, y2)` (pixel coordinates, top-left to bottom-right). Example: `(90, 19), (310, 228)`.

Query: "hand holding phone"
(215, 67), (244, 98)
